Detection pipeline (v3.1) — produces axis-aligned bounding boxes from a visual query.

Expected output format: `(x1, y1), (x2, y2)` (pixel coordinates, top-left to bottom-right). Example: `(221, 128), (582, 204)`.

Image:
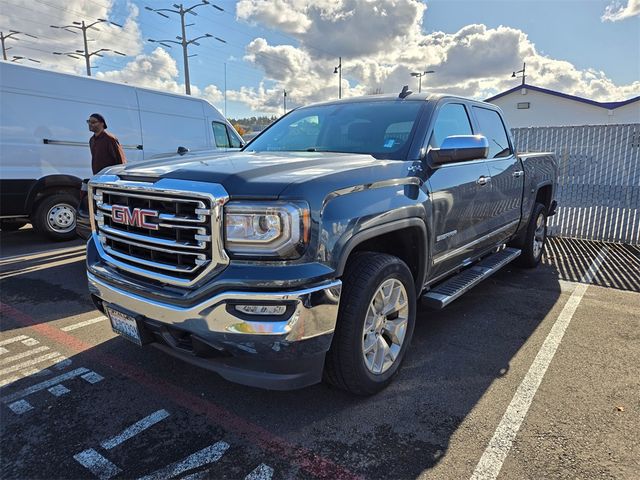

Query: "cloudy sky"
(1, 0), (638, 117)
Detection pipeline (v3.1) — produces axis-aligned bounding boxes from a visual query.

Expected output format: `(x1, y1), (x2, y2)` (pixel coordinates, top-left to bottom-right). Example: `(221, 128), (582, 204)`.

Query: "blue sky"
(1, 0), (638, 117)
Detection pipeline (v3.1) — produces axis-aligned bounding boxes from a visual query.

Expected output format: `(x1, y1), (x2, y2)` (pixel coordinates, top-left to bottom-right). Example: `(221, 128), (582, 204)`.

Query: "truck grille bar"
(88, 178), (229, 287)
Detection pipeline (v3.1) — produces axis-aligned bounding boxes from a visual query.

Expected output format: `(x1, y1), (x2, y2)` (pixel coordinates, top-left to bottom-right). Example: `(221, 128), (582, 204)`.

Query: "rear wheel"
(516, 202), (547, 268)
(324, 252), (416, 395)
(32, 193), (78, 241)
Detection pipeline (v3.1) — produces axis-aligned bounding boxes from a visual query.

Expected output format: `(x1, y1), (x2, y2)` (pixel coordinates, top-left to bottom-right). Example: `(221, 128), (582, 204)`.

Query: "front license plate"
(106, 306), (142, 346)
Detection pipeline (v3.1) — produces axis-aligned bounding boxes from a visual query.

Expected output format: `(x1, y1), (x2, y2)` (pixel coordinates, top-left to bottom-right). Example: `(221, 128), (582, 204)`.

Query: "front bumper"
(88, 271), (342, 390)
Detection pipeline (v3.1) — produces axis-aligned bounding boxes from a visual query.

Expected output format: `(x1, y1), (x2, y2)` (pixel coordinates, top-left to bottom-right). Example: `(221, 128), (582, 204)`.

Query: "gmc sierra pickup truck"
(85, 89), (557, 395)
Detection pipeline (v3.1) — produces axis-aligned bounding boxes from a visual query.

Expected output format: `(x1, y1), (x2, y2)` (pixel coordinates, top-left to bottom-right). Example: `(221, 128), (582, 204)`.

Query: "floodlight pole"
(1, 31), (38, 61)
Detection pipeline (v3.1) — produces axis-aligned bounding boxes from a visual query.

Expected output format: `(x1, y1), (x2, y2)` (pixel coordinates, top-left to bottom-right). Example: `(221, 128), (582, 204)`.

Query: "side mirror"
(177, 146), (189, 155)
(429, 135), (489, 164)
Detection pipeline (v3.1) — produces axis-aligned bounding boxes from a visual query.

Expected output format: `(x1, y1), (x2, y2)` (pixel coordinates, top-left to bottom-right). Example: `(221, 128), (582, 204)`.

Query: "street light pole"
(146, 2), (226, 95)
(512, 62), (526, 86)
(51, 19), (125, 76)
(1, 31), (38, 61)
(334, 56), (342, 99)
(410, 69), (435, 93)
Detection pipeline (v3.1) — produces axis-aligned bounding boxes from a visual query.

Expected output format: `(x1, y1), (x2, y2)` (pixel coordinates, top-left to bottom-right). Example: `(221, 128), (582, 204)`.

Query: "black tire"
(324, 252), (417, 395)
(32, 192), (78, 241)
(515, 202), (547, 268)
(0, 219), (28, 232)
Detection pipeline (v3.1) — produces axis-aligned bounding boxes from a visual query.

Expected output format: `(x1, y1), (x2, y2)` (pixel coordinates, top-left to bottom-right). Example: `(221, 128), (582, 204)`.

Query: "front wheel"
(324, 252), (416, 395)
(32, 193), (78, 241)
(516, 202), (547, 268)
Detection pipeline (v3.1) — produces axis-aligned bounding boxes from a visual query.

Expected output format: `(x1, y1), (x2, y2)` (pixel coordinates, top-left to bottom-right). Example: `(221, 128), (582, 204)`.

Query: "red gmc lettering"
(111, 205), (159, 230)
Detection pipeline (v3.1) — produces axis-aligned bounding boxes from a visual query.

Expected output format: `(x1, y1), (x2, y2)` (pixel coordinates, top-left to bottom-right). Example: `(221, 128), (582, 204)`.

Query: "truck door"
(426, 102), (494, 278)
(471, 106), (522, 241)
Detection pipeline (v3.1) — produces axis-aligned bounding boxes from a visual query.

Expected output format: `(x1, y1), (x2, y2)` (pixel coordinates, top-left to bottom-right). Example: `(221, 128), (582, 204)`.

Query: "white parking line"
(8, 399), (34, 414)
(101, 409), (170, 450)
(0, 352), (62, 376)
(73, 449), (122, 480)
(1, 367), (90, 403)
(245, 463), (274, 480)
(470, 247), (608, 480)
(0, 335), (29, 347)
(0, 346), (50, 365)
(61, 316), (107, 332)
(137, 441), (230, 480)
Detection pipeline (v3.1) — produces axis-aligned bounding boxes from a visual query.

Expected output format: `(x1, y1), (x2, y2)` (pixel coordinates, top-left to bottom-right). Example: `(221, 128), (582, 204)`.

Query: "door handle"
(513, 170), (524, 178)
(476, 176), (491, 186)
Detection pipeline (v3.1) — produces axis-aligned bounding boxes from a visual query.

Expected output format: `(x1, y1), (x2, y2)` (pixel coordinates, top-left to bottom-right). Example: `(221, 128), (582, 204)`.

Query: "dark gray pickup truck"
(85, 90), (557, 395)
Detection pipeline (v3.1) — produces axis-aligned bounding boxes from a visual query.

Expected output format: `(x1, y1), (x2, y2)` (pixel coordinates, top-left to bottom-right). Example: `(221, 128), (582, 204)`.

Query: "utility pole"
(410, 69), (434, 93)
(1, 31), (38, 61)
(146, 2), (226, 95)
(512, 62), (526, 86)
(224, 62), (227, 117)
(51, 19), (125, 76)
(283, 90), (287, 115)
(333, 56), (342, 99)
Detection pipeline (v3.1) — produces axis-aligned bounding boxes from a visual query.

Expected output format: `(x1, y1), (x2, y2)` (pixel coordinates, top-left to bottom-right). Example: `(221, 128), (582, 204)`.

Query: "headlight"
(224, 202), (310, 258)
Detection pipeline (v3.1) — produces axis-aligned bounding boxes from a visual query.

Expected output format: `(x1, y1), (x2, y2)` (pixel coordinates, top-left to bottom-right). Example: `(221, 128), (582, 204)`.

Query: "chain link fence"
(512, 124), (640, 244)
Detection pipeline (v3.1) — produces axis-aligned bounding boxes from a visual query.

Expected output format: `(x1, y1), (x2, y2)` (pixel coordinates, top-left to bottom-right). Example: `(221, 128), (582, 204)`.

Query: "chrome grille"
(89, 178), (229, 287)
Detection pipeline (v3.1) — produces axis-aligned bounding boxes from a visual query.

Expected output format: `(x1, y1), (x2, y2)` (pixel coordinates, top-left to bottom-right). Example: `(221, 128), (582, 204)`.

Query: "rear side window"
(429, 103), (473, 148)
(212, 121), (230, 148)
(472, 107), (512, 158)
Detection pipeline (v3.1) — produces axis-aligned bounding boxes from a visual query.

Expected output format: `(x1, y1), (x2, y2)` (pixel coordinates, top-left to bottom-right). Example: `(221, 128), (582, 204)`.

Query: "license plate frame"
(105, 305), (143, 346)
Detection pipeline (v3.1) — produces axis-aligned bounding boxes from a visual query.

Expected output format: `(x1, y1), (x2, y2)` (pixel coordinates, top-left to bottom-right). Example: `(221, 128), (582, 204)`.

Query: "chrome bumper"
(87, 272), (342, 342)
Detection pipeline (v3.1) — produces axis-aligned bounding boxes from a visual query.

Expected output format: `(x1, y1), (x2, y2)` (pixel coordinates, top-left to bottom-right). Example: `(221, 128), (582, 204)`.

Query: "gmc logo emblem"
(111, 205), (159, 230)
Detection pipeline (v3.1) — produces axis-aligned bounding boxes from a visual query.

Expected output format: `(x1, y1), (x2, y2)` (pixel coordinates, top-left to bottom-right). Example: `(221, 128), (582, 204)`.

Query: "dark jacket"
(90, 131), (127, 174)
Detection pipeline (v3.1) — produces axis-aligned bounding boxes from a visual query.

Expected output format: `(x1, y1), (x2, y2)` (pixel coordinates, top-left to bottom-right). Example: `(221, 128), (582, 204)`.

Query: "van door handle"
(476, 176), (491, 186)
(513, 170), (524, 178)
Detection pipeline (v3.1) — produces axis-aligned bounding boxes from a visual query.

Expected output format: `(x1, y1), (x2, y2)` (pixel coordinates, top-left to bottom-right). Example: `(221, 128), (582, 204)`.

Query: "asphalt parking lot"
(1, 227), (638, 480)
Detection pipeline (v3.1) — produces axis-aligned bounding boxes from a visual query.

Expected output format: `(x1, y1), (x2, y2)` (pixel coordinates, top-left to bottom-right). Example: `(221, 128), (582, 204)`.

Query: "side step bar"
(422, 247), (521, 309)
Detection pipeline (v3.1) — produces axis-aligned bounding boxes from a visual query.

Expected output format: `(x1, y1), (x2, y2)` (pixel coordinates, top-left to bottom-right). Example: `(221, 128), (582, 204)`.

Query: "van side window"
(226, 126), (243, 148)
(212, 121), (230, 148)
(428, 103), (473, 148)
(472, 107), (512, 158)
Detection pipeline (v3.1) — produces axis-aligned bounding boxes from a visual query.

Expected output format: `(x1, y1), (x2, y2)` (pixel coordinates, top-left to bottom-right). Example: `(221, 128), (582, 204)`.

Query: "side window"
(472, 107), (512, 158)
(429, 103), (473, 148)
(212, 121), (230, 148)
(226, 126), (243, 148)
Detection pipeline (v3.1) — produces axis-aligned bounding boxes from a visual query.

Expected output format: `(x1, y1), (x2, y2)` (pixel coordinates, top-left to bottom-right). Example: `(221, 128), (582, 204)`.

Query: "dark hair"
(90, 113), (107, 129)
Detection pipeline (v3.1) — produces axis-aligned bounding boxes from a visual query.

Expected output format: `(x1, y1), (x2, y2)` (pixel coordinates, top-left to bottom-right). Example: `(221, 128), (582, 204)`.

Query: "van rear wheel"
(32, 193), (78, 241)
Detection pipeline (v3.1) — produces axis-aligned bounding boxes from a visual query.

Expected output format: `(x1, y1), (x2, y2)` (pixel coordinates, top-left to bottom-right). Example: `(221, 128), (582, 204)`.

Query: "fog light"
(235, 305), (287, 316)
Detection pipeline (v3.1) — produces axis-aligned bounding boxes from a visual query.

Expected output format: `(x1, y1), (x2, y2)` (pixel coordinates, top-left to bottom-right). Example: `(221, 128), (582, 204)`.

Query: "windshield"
(244, 101), (424, 160)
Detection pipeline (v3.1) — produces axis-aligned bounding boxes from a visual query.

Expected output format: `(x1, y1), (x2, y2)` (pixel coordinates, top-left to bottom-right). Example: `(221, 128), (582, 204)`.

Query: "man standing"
(87, 113), (127, 174)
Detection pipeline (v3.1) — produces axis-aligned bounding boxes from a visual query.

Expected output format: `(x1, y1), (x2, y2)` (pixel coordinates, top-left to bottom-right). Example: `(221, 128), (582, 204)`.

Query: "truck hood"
(104, 151), (403, 198)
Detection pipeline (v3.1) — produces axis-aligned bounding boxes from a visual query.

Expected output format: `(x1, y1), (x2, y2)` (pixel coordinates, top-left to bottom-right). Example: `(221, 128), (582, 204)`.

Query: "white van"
(0, 61), (243, 240)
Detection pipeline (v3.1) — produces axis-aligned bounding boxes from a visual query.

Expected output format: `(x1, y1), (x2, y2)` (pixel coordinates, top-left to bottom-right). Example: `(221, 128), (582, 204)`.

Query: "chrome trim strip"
(432, 220), (519, 266)
(99, 224), (207, 250)
(96, 189), (206, 206)
(323, 177), (422, 206)
(99, 232), (206, 258)
(102, 245), (202, 273)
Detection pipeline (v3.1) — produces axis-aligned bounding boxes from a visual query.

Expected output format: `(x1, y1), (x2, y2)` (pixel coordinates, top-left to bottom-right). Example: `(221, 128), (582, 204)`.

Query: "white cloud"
(0, 0), (142, 73)
(96, 47), (224, 110)
(602, 0), (640, 21)
(233, 0), (639, 113)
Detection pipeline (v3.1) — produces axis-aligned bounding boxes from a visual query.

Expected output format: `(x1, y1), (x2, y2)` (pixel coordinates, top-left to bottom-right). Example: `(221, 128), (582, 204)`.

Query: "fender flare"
(26, 175), (83, 212)
(336, 218), (428, 293)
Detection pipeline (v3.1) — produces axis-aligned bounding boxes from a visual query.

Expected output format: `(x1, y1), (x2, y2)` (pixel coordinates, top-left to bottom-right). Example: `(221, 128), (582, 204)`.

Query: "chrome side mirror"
(430, 135), (489, 164)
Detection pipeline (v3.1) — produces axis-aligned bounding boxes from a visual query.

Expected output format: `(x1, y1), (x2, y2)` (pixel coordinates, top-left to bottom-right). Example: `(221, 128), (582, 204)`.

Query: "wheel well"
(346, 226), (424, 291)
(535, 184), (552, 210)
(31, 187), (80, 211)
